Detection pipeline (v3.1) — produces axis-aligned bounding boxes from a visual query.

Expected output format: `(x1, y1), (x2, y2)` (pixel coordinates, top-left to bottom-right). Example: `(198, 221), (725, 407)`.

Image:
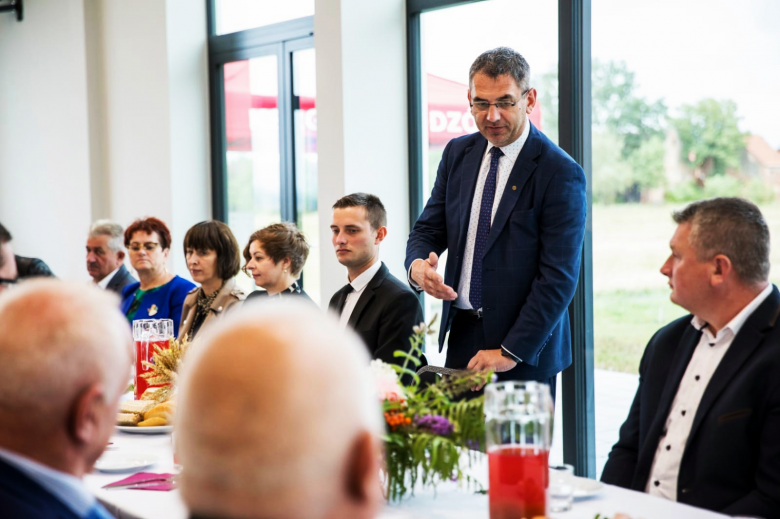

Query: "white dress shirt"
(338, 260), (383, 330)
(454, 121), (530, 310)
(95, 266), (121, 289)
(0, 447), (97, 517)
(646, 283), (773, 500)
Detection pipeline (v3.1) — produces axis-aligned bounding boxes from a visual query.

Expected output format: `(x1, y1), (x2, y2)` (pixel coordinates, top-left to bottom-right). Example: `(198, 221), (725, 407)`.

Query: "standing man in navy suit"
(0, 280), (131, 519)
(405, 47), (586, 401)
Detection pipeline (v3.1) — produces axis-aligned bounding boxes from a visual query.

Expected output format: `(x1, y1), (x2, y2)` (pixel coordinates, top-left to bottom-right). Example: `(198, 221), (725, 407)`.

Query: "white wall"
(0, 0), (210, 281)
(1, 0), (409, 302)
(315, 0), (409, 302)
(0, 0), (93, 280)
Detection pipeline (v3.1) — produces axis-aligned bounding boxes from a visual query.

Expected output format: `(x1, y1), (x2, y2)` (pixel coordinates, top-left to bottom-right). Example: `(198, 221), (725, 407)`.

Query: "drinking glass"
(549, 463), (575, 512)
(132, 319), (173, 400)
(485, 381), (553, 519)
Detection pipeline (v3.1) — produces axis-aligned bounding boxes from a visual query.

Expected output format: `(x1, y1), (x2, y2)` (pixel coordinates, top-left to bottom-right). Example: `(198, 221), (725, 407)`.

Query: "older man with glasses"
(405, 47), (587, 402)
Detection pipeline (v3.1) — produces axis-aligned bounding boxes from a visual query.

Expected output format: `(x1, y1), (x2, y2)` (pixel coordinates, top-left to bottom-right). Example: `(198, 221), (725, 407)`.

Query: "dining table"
(85, 429), (731, 519)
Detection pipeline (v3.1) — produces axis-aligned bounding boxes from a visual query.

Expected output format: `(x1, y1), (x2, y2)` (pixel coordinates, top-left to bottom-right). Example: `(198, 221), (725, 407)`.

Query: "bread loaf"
(117, 413), (142, 426)
(119, 400), (154, 415)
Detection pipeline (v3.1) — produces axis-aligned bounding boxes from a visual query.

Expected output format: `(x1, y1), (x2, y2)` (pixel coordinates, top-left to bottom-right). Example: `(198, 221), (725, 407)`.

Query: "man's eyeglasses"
(470, 89), (530, 113)
(129, 242), (160, 252)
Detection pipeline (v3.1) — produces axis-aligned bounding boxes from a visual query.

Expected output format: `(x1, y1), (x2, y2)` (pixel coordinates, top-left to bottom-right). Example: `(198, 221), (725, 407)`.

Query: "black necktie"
(336, 284), (354, 314)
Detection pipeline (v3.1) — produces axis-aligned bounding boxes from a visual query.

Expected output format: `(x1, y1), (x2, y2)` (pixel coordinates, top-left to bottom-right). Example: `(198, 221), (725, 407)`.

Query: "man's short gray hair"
(673, 197), (770, 285)
(469, 47), (531, 91)
(89, 220), (125, 252)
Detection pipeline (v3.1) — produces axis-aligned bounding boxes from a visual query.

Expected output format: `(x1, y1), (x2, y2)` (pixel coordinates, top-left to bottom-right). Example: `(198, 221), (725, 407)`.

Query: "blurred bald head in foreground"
(0, 280), (132, 517)
(177, 300), (383, 519)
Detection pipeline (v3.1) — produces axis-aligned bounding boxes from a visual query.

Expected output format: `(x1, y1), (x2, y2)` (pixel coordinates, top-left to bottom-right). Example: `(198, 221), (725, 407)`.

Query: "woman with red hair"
(120, 217), (195, 335)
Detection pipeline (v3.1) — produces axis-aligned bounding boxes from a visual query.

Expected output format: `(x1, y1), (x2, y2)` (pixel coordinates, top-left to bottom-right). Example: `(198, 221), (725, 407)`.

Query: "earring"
(283, 268), (288, 274)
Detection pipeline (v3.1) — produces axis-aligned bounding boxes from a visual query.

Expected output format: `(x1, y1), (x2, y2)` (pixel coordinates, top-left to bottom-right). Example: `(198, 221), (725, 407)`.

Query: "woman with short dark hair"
(120, 217), (195, 335)
(243, 222), (312, 302)
(179, 221), (247, 340)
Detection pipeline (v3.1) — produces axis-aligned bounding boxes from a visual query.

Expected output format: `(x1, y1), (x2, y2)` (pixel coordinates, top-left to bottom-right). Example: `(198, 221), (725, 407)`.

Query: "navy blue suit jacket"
(0, 457), (83, 519)
(105, 264), (137, 296)
(405, 124), (586, 380)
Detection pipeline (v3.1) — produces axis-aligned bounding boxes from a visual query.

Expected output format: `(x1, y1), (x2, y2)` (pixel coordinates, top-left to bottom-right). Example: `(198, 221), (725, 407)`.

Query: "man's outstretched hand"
(411, 252), (457, 301)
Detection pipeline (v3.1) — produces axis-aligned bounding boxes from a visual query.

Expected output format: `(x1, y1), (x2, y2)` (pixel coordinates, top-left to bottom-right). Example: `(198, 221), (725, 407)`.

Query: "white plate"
(573, 476), (605, 499)
(116, 425), (173, 434)
(94, 452), (158, 473)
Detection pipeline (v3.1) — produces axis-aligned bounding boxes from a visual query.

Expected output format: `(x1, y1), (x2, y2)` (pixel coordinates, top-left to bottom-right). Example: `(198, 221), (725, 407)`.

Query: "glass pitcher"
(132, 319), (173, 400)
(485, 380), (553, 519)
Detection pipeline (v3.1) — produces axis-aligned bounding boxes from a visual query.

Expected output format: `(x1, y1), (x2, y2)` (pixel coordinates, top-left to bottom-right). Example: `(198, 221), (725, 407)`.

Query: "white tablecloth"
(85, 431), (730, 519)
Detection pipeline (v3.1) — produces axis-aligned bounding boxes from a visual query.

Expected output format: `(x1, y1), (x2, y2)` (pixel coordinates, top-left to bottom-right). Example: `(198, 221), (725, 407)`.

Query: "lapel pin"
(148, 304), (158, 316)
(512, 185), (517, 191)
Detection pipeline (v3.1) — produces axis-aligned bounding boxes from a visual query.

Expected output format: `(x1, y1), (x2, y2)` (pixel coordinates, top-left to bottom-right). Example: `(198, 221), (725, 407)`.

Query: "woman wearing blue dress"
(120, 217), (195, 336)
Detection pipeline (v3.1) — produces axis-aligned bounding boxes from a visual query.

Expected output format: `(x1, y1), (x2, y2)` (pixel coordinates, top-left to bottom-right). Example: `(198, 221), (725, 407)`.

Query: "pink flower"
(370, 359), (405, 401)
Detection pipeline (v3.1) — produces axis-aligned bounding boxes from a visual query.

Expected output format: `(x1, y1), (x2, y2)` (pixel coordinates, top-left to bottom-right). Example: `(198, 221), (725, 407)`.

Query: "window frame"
(405, 0), (596, 477)
(206, 1), (314, 226)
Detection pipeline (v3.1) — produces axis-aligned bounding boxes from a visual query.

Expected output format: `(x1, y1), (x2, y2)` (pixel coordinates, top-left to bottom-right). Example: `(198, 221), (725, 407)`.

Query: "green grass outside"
(593, 201), (780, 373)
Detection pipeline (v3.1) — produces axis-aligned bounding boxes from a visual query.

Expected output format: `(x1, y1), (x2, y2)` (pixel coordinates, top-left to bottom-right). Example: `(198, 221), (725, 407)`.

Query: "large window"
(591, 0), (780, 477)
(208, 6), (318, 301)
(417, 0), (559, 369)
(407, 0), (592, 473)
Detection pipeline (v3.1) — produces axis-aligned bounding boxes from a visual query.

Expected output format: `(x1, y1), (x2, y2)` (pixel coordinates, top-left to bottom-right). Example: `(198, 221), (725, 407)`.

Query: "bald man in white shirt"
(176, 300), (383, 519)
(602, 197), (780, 518)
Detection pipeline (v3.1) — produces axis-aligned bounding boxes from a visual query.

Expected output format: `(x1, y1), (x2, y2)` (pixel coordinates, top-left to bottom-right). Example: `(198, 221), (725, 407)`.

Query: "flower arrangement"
(374, 315), (493, 501)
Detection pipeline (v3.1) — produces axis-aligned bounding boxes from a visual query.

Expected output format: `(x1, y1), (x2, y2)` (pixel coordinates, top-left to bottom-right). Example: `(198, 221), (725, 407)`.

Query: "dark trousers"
(446, 309), (557, 405)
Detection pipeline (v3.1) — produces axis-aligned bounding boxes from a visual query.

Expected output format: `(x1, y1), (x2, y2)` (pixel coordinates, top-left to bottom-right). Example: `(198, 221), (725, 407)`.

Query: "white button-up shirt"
(338, 260), (383, 330)
(455, 121), (530, 310)
(96, 266), (121, 289)
(646, 283), (773, 500)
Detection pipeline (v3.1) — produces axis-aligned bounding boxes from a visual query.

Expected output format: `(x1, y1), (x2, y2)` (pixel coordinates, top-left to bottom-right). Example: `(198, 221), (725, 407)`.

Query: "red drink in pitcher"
(134, 338), (170, 399)
(132, 319), (174, 400)
(485, 381), (553, 519)
(488, 445), (548, 519)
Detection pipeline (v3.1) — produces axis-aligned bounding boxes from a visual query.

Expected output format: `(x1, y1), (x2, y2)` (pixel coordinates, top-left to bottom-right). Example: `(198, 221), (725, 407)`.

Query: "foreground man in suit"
(86, 220), (136, 295)
(177, 301), (383, 519)
(0, 280), (132, 518)
(405, 47), (586, 399)
(329, 193), (424, 366)
(601, 197), (780, 518)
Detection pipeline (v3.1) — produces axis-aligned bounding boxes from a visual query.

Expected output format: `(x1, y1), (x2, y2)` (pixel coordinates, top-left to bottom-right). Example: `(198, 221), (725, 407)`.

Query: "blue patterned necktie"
(469, 146), (503, 310)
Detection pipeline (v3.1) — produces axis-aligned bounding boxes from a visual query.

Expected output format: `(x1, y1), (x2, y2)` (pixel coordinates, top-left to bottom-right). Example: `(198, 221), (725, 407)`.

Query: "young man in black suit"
(329, 193), (425, 368)
(601, 197), (780, 518)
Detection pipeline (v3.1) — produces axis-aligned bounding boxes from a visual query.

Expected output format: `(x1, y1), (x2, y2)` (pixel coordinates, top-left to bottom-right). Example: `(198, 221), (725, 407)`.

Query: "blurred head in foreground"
(177, 300), (383, 519)
(0, 280), (132, 476)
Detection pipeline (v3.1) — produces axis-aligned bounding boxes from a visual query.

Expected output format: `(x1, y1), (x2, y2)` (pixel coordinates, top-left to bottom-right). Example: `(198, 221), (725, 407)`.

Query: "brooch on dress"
(148, 304), (158, 316)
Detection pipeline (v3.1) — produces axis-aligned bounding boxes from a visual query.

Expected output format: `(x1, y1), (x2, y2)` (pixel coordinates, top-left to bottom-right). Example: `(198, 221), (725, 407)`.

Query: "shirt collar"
(349, 260), (383, 293)
(691, 284), (773, 340)
(484, 118), (531, 163)
(96, 266), (121, 289)
(0, 447), (96, 517)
